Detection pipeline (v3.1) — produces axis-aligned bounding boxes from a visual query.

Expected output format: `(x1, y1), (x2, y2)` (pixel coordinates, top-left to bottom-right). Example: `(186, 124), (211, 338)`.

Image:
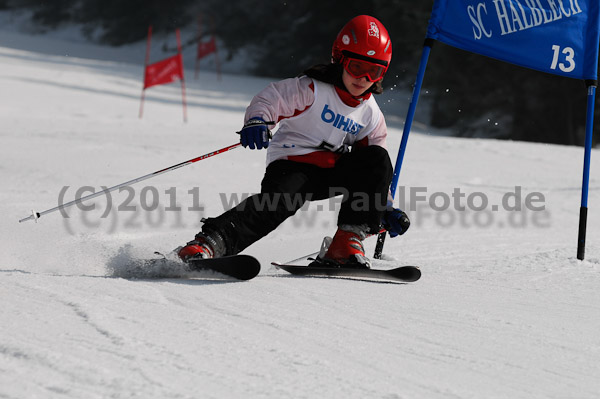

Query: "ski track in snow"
(2, 20), (600, 399)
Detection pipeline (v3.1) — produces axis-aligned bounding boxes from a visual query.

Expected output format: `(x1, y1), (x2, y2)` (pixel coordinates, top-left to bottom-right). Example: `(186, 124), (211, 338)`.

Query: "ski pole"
(18, 142), (242, 223)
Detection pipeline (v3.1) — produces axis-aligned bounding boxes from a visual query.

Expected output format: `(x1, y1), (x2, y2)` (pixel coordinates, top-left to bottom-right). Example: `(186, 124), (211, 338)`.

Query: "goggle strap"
(341, 50), (389, 67)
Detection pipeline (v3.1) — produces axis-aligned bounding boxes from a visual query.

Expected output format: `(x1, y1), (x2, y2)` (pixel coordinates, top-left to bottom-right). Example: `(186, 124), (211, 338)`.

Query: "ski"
(188, 255), (261, 281)
(272, 262), (421, 283)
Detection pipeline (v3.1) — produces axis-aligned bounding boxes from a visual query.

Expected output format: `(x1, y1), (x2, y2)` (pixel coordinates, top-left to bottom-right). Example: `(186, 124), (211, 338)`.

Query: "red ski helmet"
(332, 15), (392, 70)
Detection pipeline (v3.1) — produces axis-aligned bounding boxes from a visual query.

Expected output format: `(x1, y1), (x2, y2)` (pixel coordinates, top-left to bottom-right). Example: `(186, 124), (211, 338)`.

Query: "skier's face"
(342, 69), (374, 97)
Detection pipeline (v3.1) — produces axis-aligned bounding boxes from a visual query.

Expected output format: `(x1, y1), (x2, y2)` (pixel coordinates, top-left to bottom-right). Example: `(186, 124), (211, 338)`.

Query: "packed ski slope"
(2, 23), (600, 399)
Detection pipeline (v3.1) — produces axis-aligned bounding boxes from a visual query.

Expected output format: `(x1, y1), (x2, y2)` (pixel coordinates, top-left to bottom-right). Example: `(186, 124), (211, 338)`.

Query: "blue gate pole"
(577, 81), (597, 260)
(374, 40), (433, 259)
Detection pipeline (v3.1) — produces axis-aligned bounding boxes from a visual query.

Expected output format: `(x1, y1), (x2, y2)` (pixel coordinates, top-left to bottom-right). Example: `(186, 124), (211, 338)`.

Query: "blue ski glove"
(239, 117), (272, 150)
(383, 207), (410, 238)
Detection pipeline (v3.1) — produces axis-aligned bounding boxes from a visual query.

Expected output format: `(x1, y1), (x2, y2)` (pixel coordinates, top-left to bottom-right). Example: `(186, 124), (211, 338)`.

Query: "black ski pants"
(201, 145), (393, 255)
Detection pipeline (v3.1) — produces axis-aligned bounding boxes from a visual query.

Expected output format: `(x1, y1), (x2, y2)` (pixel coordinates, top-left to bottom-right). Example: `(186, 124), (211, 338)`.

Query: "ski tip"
(235, 256), (261, 280)
(185, 254), (260, 281)
(387, 266), (421, 282)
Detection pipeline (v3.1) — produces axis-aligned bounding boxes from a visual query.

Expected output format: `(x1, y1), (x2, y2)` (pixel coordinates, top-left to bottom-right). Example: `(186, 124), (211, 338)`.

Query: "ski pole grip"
(236, 120), (276, 135)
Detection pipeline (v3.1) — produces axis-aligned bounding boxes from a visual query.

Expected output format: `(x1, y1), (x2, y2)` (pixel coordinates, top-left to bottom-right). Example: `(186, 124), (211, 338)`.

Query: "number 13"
(551, 45), (575, 73)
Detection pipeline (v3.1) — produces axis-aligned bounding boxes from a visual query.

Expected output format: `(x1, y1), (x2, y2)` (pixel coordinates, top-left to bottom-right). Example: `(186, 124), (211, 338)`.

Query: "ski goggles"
(343, 57), (388, 82)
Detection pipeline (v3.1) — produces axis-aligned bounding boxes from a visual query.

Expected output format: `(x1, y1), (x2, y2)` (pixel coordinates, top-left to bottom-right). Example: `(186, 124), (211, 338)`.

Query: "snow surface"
(2, 22), (600, 399)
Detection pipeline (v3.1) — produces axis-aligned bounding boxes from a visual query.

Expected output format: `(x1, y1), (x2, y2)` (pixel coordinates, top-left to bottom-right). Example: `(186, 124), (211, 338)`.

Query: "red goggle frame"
(343, 57), (387, 82)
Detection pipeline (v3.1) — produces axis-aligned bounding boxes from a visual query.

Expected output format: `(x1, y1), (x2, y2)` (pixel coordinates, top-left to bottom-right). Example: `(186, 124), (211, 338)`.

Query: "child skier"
(178, 15), (410, 268)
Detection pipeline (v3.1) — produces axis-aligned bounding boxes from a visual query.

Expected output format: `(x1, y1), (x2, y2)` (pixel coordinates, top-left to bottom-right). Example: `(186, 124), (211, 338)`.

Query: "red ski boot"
(177, 231), (226, 262)
(319, 226), (370, 268)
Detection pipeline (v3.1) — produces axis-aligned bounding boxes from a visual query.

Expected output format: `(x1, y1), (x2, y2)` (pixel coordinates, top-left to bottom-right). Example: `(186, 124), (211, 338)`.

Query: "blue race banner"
(427, 0), (600, 80)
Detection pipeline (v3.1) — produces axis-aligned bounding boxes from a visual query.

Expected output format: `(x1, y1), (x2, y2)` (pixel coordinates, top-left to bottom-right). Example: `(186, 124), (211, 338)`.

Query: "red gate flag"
(195, 14), (222, 80)
(144, 53), (184, 89)
(197, 37), (217, 60)
(139, 26), (188, 122)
